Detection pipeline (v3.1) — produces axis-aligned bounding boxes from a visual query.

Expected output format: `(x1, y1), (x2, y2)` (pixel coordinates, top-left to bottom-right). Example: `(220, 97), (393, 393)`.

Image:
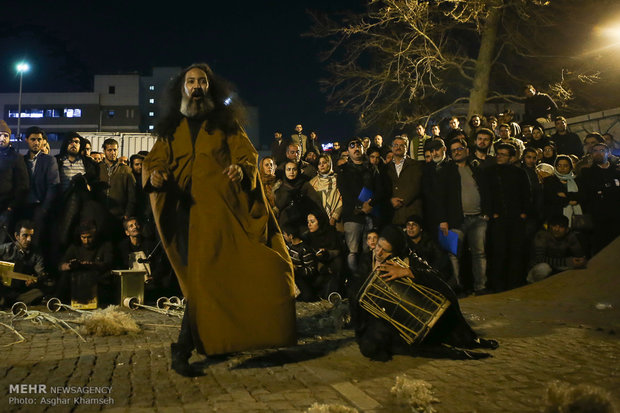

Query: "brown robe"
(143, 119), (296, 355)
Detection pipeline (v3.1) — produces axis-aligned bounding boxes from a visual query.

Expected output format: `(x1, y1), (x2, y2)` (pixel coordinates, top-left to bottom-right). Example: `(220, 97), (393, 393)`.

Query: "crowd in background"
(265, 107), (620, 301)
(1, 84), (619, 308)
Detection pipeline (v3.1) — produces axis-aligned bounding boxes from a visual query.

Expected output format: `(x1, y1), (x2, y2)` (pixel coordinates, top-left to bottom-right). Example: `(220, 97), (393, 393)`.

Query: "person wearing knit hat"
(0, 120), (11, 138)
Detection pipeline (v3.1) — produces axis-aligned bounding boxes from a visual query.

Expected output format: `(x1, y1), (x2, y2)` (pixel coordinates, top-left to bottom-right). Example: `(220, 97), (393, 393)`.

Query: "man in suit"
(270, 131), (290, 166)
(20, 127), (60, 250)
(386, 136), (424, 226)
(291, 124), (308, 157)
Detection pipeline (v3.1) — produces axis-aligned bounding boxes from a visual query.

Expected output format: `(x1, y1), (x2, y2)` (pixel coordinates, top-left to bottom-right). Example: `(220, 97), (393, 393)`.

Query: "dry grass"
(296, 300), (351, 337)
(77, 306), (140, 336)
(306, 402), (358, 413)
(391, 375), (439, 413)
(543, 381), (616, 413)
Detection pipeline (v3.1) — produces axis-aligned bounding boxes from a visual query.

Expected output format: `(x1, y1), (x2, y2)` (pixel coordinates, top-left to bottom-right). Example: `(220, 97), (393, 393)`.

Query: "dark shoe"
(475, 338), (499, 349)
(170, 343), (204, 377)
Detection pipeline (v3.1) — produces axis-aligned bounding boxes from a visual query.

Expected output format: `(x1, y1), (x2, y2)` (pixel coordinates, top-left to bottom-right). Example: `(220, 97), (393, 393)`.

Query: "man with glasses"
(387, 136), (423, 226)
(485, 143), (531, 291)
(337, 138), (384, 272)
(435, 138), (491, 294)
(579, 142), (620, 254)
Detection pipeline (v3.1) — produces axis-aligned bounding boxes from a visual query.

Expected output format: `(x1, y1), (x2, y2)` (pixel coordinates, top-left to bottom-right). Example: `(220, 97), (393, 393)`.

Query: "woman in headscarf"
(259, 156), (281, 214)
(304, 210), (345, 300)
(309, 154), (342, 228)
(543, 155), (584, 227)
(274, 161), (322, 234)
(349, 225), (498, 361)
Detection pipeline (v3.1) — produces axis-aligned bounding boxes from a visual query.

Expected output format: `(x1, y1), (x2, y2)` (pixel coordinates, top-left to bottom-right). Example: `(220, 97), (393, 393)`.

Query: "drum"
(357, 257), (451, 345)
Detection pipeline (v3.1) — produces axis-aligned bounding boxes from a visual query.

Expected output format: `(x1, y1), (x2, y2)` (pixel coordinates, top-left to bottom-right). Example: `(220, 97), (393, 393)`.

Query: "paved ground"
(1, 238), (619, 413)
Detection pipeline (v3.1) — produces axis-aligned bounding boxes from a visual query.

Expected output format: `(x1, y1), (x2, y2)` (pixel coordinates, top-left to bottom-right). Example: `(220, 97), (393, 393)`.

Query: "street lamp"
(16, 62), (30, 141)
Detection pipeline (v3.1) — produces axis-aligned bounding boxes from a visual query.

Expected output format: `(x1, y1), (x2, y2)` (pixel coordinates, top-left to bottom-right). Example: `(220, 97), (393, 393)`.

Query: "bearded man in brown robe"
(143, 63), (296, 376)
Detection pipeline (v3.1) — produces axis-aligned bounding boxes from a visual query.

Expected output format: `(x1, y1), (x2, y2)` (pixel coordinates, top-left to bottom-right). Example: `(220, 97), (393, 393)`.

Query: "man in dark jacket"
(486, 143), (531, 291)
(337, 138), (384, 272)
(0, 120), (29, 244)
(0, 220), (47, 306)
(550, 117), (583, 158)
(523, 84), (558, 127)
(270, 131), (290, 166)
(57, 221), (115, 306)
(387, 136), (424, 226)
(579, 143), (620, 254)
(53, 133), (103, 260)
(21, 127), (60, 250)
(527, 215), (586, 283)
(436, 138), (491, 293)
(97, 138), (136, 236)
(422, 139), (449, 236)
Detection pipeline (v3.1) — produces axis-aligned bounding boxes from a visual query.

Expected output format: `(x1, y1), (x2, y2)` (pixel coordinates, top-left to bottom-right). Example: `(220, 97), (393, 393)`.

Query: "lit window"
(148, 125), (154, 130)
(149, 112), (154, 117)
(45, 109), (60, 118)
(149, 85), (155, 91)
(149, 99), (155, 104)
(8, 109), (44, 118)
(64, 108), (81, 118)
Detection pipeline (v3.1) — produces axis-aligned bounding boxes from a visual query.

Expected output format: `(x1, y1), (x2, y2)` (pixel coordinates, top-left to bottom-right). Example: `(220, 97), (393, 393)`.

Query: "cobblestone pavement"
(1, 239), (619, 413)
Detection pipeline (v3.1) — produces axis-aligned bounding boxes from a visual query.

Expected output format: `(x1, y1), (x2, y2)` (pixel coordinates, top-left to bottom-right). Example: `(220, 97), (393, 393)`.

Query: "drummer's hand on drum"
(378, 261), (413, 281)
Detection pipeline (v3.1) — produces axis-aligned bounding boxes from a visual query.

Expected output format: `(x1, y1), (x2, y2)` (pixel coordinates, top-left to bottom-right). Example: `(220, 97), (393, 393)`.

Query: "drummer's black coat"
(348, 252), (497, 361)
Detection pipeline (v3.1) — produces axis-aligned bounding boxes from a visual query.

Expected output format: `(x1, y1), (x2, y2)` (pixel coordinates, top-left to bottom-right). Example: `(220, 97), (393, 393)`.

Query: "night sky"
(0, 0), (366, 147)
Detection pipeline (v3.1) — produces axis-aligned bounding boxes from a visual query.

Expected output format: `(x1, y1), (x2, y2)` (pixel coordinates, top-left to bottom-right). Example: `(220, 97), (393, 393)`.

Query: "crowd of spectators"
(0, 91), (619, 308)
(0, 123), (178, 308)
(267, 113), (620, 301)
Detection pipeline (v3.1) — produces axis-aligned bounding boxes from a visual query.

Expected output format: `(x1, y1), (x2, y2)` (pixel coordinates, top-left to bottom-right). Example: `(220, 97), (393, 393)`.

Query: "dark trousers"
(176, 304), (195, 357)
(489, 217), (526, 291)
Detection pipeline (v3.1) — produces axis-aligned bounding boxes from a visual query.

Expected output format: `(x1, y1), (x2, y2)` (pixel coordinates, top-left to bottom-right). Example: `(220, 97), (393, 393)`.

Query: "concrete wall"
(546, 107), (620, 139)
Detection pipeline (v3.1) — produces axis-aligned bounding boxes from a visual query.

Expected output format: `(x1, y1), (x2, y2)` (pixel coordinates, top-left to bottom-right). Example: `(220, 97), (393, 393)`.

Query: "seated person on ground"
(357, 229), (379, 278)
(527, 215), (586, 284)
(282, 224), (317, 302)
(404, 215), (452, 282)
(56, 221), (116, 306)
(304, 211), (345, 301)
(348, 225), (498, 362)
(0, 220), (48, 306)
(117, 217), (178, 301)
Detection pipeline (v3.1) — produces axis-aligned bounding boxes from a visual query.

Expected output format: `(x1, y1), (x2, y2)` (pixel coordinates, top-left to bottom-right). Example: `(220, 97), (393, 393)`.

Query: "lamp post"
(16, 62), (30, 141)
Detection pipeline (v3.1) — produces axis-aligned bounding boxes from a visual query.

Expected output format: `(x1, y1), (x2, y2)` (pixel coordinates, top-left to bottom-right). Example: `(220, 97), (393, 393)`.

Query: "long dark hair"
(59, 132), (86, 158)
(155, 63), (246, 139)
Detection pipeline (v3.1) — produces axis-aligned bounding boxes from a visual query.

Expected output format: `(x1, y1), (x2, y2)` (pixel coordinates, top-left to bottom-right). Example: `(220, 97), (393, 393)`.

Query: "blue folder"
(358, 187), (373, 203)
(438, 229), (459, 256)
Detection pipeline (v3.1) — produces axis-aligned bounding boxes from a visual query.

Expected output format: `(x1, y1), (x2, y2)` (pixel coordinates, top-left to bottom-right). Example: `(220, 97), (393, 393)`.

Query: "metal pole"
(16, 72), (24, 143)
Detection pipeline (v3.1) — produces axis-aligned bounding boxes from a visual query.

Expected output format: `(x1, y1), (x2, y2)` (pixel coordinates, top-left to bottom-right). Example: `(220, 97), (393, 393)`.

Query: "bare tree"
(309, 0), (600, 132)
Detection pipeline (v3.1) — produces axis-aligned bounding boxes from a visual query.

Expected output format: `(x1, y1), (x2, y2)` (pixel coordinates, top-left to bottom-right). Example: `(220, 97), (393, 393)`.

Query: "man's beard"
(180, 91), (215, 119)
